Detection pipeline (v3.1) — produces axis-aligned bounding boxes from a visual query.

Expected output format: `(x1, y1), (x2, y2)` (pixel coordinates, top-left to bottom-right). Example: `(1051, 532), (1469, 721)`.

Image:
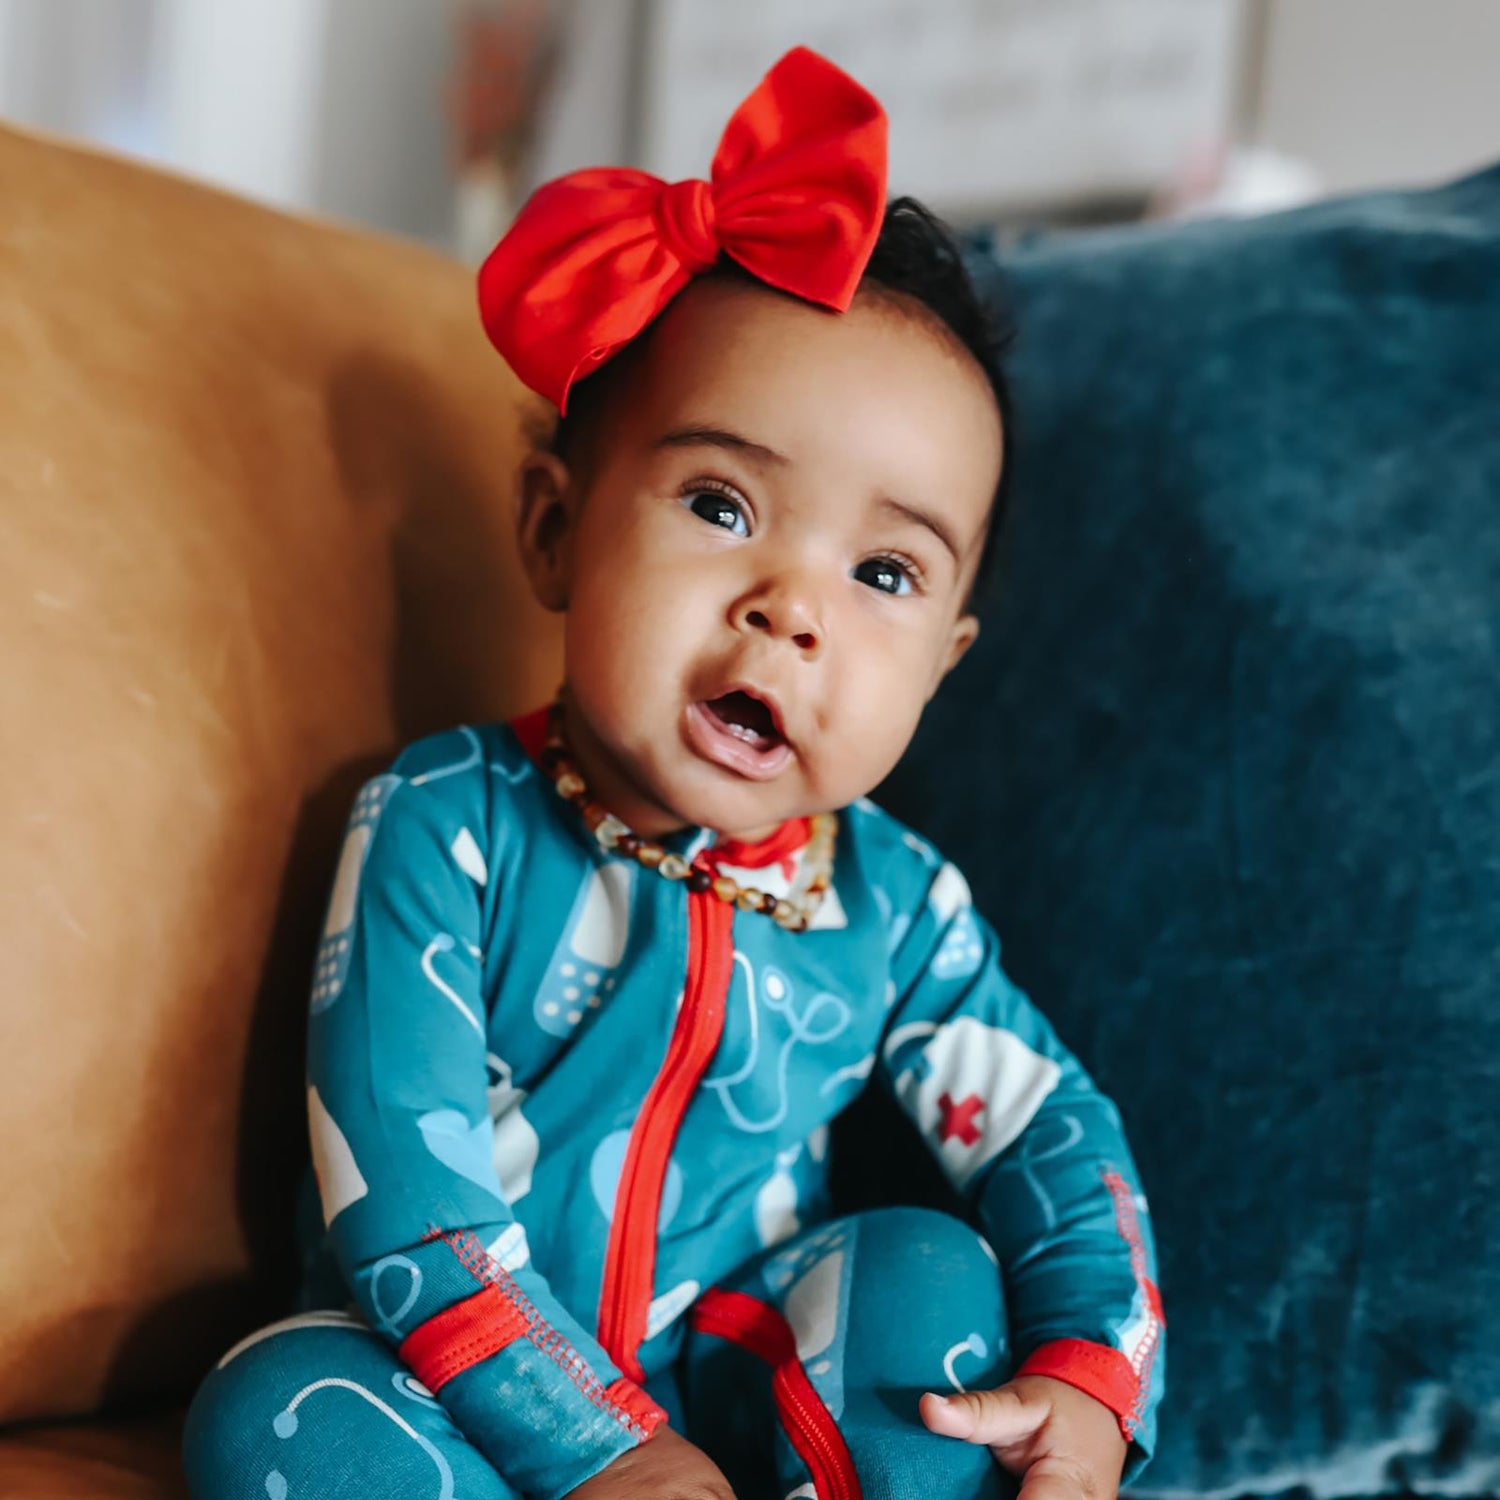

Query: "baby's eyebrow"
(655, 425), (789, 468)
(875, 494), (963, 569)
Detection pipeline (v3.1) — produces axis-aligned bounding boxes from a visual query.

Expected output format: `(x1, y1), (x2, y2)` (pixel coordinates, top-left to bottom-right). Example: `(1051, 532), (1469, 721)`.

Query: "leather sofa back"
(0, 124), (561, 1422)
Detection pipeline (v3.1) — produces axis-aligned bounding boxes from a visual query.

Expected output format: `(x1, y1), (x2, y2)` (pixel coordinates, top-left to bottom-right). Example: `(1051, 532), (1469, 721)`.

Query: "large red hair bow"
(478, 46), (888, 413)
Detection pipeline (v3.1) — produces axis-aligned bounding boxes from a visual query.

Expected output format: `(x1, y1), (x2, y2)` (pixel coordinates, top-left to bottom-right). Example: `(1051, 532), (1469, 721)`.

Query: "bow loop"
(478, 47), (887, 412)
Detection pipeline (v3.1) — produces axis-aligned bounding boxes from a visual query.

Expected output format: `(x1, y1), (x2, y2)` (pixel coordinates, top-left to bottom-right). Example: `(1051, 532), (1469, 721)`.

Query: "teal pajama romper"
(184, 708), (1165, 1499)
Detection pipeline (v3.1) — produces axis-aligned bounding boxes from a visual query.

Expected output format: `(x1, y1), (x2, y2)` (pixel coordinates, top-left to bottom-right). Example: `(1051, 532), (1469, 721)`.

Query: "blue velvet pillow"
(873, 167), (1500, 1496)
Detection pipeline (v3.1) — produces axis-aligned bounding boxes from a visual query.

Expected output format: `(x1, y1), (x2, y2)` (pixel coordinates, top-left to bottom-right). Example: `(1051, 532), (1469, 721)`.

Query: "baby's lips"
(684, 700), (794, 781)
(706, 680), (791, 747)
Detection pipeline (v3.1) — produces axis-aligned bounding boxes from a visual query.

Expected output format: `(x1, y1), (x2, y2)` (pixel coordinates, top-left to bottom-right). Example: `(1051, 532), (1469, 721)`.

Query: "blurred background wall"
(0, 0), (1495, 255)
(1255, 1), (1500, 195)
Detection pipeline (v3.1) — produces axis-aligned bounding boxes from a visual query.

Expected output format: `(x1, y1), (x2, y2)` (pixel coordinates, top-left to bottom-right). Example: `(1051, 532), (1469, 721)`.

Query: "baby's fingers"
(1014, 1453), (1109, 1500)
(919, 1385), (1046, 1449)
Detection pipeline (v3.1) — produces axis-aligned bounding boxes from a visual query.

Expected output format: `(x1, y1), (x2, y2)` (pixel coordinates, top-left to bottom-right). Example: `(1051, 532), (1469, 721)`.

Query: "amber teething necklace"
(538, 699), (836, 932)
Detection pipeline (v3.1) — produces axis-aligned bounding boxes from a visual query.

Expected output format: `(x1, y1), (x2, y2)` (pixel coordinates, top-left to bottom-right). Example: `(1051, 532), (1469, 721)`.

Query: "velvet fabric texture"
(862, 166), (1500, 1496)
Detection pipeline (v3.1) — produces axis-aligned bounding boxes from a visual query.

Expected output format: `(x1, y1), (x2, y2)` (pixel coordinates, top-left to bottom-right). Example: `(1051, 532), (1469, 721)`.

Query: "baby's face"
(519, 276), (1001, 841)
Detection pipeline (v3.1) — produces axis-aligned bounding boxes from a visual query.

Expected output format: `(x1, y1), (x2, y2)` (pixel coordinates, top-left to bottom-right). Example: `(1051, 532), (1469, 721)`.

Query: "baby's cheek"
(815, 726), (899, 809)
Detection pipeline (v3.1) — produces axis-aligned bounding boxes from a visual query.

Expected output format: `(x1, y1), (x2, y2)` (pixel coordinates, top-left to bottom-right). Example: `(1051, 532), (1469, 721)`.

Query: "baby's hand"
(564, 1426), (737, 1500)
(920, 1376), (1128, 1500)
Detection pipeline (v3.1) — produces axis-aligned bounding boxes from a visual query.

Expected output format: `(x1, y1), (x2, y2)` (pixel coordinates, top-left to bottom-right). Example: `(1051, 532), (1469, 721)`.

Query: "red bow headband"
(478, 46), (888, 413)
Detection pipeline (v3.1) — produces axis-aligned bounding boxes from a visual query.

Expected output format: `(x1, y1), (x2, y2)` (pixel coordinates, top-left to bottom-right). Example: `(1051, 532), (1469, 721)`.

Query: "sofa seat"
(0, 1412), (188, 1499)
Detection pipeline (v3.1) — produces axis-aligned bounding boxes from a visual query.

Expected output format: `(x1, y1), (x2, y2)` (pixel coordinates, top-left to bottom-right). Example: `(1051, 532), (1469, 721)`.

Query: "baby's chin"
(638, 755), (809, 841)
(655, 781), (802, 842)
(613, 723), (854, 839)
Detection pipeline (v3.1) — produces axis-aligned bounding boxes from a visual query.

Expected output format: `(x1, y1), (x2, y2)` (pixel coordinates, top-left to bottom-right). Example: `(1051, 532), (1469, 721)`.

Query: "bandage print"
(762, 1221), (854, 1419)
(533, 860), (633, 1036)
(310, 774), (401, 1014)
(890, 1016), (1062, 1190)
(926, 863), (984, 981)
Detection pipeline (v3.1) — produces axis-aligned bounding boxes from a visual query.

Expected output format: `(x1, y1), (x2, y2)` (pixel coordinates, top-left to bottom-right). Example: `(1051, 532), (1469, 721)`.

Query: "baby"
(185, 47), (1164, 1500)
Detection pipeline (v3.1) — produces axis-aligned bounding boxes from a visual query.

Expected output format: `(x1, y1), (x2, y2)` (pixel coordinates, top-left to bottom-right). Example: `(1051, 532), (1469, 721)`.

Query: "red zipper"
(690, 1287), (862, 1500)
(596, 887), (736, 1381)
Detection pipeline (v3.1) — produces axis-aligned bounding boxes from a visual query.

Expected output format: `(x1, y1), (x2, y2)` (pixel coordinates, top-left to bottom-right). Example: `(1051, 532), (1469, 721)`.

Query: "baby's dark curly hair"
(551, 195), (1015, 610)
(858, 196), (1015, 607)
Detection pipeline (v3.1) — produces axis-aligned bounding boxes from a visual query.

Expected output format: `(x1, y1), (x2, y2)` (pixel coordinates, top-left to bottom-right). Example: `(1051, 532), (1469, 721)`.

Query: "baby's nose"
(744, 605), (819, 655)
(735, 579), (823, 657)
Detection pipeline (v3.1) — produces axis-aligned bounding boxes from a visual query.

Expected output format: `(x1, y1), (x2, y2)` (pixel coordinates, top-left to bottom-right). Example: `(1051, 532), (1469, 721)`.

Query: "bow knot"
(656, 178), (719, 274)
(478, 48), (888, 413)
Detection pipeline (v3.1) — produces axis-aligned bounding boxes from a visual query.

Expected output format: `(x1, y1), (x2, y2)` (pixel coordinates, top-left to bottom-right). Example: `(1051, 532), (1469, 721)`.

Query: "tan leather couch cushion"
(0, 1413), (187, 1499)
(0, 123), (563, 1425)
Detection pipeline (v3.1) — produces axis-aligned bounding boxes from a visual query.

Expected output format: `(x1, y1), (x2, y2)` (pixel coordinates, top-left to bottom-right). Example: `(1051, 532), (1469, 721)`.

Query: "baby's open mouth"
(702, 691), (783, 752)
(685, 690), (793, 781)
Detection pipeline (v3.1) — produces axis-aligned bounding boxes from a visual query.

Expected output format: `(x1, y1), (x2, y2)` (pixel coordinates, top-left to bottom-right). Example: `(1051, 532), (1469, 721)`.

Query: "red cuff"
(399, 1283), (530, 1392)
(1016, 1338), (1140, 1441)
(603, 1377), (669, 1439)
(409, 1226), (671, 1446)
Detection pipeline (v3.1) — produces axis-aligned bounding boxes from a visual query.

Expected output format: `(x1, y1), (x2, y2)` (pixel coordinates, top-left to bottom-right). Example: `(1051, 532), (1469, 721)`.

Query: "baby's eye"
(853, 556), (915, 596)
(684, 490), (749, 537)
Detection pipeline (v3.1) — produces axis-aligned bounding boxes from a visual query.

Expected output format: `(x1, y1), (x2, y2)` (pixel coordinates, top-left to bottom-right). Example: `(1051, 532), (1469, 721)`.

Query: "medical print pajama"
(184, 710), (1165, 1500)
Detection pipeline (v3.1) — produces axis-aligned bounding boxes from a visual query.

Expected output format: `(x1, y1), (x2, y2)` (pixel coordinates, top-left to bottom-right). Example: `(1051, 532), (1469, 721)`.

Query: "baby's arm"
(306, 751), (667, 1500)
(877, 857), (1165, 1483)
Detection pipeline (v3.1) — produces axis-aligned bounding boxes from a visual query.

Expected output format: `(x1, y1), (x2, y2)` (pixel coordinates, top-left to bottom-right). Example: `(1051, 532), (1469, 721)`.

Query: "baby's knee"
(183, 1313), (522, 1500)
(853, 1205), (1002, 1290)
(183, 1326), (290, 1499)
(182, 1314), (388, 1499)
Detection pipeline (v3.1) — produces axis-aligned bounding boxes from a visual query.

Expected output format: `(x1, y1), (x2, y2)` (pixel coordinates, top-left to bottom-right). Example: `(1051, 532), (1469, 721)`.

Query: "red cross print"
(935, 1092), (985, 1147)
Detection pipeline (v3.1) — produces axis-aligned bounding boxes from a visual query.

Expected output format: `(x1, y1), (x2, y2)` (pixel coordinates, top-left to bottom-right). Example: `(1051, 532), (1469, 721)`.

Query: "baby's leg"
(182, 1309), (521, 1500)
(680, 1206), (1011, 1500)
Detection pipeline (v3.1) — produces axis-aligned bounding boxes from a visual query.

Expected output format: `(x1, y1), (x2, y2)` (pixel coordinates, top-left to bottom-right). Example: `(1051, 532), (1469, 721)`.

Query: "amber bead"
(539, 697), (836, 930)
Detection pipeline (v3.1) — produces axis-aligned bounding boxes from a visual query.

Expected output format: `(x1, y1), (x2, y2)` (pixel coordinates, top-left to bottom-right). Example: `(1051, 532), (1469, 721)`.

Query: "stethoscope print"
(266, 1372), (453, 1500)
(367, 1254), (422, 1338)
(942, 1332), (991, 1392)
(703, 955), (853, 1133)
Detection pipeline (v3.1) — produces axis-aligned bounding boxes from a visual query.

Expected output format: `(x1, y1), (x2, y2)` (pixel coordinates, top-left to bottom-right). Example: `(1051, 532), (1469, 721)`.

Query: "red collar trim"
(509, 706), (812, 875)
(706, 817), (811, 874)
(510, 705), (551, 764)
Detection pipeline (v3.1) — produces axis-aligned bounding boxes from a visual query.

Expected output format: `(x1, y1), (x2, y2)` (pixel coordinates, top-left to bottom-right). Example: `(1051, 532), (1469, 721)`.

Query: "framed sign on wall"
(637, 0), (1255, 223)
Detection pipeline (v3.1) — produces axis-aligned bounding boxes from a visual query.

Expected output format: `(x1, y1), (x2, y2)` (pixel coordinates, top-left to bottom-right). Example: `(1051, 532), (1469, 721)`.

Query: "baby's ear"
(928, 612), (979, 701)
(516, 450), (578, 612)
